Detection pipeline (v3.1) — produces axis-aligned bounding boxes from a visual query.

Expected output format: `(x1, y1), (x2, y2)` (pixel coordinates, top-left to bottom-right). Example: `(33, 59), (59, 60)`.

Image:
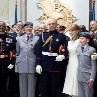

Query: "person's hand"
(8, 64), (14, 69)
(91, 53), (97, 60)
(55, 55), (65, 61)
(62, 49), (65, 52)
(87, 79), (94, 88)
(36, 65), (42, 74)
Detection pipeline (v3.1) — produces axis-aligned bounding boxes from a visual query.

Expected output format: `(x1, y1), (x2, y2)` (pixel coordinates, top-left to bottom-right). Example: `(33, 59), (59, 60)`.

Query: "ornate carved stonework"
(37, 0), (77, 27)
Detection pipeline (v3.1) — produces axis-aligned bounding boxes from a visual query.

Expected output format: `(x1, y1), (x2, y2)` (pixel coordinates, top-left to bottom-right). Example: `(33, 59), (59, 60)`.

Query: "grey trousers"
(78, 81), (93, 97)
(19, 73), (36, 97)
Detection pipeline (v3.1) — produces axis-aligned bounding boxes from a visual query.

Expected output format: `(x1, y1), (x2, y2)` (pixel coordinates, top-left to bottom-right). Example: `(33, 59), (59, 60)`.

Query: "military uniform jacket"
(10, 32), (24, 65)
(36, 31), (68, 71)
(77, 45), (96, 82)
(15, 34), (39, 73)
(0, 34), (16, 73)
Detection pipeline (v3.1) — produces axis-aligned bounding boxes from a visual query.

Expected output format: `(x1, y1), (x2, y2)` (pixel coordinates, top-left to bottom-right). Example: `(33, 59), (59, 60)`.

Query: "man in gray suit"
(77, 32), (96, 97)
(15, 22), (39, 97)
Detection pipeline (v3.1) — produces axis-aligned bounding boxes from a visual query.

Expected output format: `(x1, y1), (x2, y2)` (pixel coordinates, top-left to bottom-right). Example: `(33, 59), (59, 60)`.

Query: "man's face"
(47, 19), (57, 31)
(79, 37), (89, 46)
(38, 24), (47, 33)
(0, 22), (6, 34)
(90, 21), (97, 32)
(12, 25), (17, 32)
(24, 25), (33, 35)
(17, 22), (23, 30)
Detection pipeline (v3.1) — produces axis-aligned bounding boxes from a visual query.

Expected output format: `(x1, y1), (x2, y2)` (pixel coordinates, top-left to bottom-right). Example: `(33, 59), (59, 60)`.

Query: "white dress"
(62, 39), (79, 96)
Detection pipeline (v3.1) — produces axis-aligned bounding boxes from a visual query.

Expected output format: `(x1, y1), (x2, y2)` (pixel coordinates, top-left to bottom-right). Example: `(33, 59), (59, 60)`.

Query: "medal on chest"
(6, 38), (12, 43)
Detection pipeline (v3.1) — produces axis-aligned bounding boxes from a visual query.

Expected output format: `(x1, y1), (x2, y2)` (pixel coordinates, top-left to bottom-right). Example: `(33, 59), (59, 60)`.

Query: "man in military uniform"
(36, 18), (68, 97)
(0, 21), (16, 97)
(8, 22), (24, 97)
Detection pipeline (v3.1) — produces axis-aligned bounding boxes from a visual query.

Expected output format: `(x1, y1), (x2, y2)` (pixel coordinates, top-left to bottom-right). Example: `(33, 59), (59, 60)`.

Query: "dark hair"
(6, 26), (10, 31)
(24, 22), (33, 27)
(59, 25), (66, 31)
(80, 25), (86, 31)
(12, 24), (17, 28)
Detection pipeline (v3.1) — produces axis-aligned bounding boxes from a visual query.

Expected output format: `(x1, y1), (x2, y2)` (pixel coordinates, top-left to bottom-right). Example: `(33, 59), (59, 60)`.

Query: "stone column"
(20, 0), (27, 23)
(95, 0), (97, 20)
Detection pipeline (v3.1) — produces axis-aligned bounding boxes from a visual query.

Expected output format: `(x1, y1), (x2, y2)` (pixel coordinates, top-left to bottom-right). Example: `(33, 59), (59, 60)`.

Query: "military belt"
(0, 55), (9, 58)
(42, 51), (58, 56)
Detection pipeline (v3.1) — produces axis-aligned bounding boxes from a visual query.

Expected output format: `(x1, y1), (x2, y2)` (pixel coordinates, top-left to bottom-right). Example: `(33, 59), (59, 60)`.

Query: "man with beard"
(0, 21), (16, 97)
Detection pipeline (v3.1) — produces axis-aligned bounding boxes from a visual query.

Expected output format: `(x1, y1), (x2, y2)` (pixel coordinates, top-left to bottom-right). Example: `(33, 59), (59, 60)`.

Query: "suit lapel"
(22, 35), (27, 43)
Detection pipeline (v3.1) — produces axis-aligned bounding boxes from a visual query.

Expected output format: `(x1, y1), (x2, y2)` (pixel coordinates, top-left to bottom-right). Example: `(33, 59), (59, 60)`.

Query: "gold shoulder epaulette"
(42, 35), (52, 47)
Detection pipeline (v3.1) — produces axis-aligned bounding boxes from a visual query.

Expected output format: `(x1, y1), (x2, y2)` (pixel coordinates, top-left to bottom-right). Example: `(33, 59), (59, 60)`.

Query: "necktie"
(27, 36), (29, 42)
(81, 46), (84, 52)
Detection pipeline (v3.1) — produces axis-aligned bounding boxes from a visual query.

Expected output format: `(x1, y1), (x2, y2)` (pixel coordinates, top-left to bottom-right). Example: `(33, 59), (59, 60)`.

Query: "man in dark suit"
(36, 18), (68, 97)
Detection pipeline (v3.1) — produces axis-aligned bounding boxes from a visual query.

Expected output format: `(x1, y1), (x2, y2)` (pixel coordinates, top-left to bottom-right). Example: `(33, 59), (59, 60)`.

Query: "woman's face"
(69, 30), (79, 39)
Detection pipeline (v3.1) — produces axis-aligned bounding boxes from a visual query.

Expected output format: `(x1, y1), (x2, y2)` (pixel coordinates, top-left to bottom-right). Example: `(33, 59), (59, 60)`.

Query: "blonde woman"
(63, 24), (80, 97)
